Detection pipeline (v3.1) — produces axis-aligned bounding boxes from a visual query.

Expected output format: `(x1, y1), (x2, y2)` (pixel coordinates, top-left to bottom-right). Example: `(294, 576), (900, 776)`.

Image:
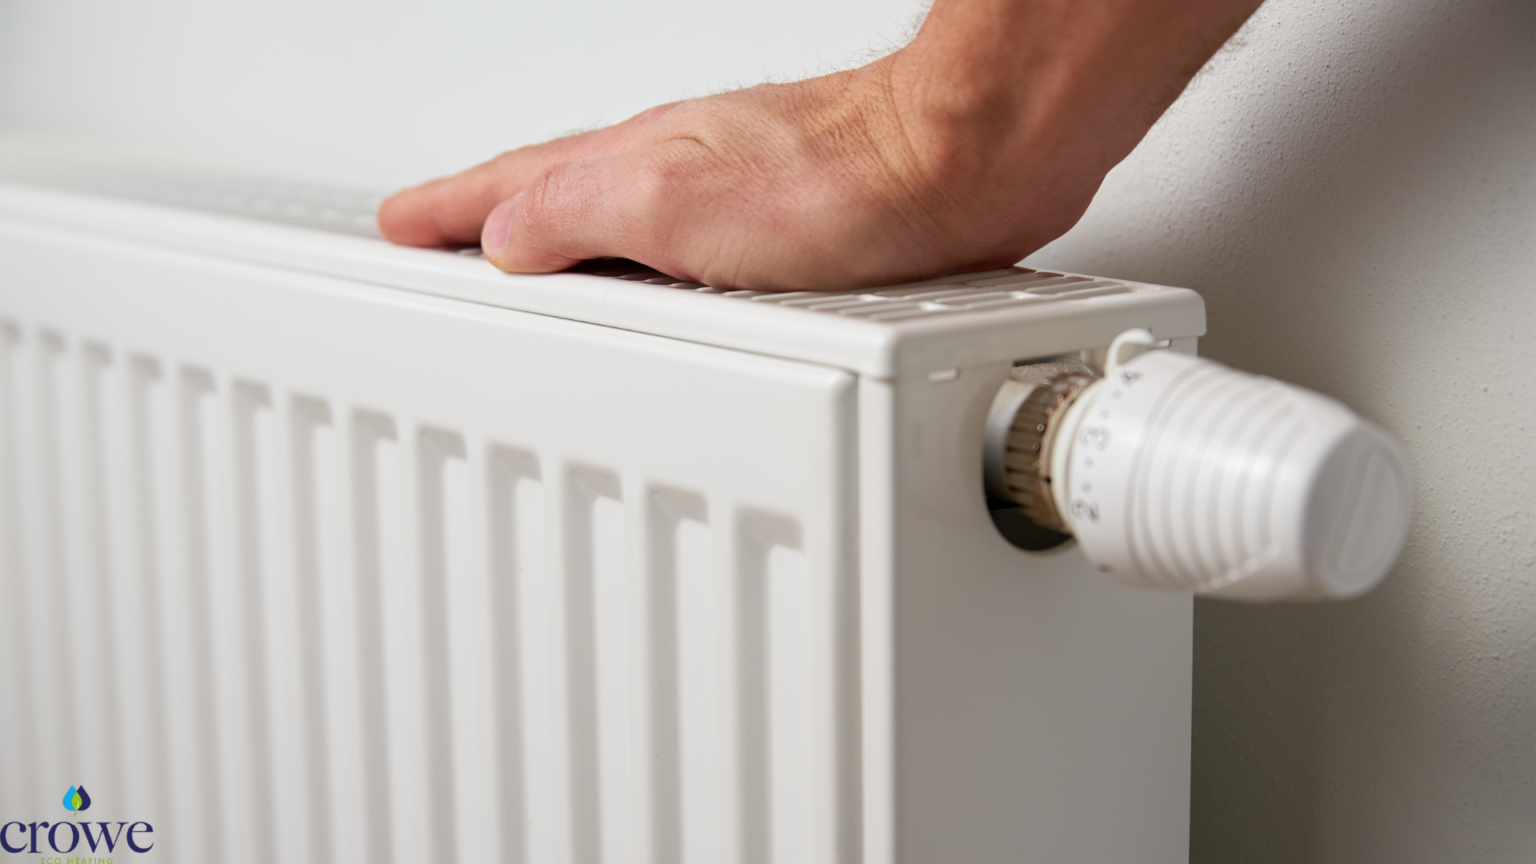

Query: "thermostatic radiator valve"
(985, 330), (1412, 601)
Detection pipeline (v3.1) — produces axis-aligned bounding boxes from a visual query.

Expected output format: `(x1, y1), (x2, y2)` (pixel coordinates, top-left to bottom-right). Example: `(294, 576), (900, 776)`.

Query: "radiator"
(0, 141), (1409, 863)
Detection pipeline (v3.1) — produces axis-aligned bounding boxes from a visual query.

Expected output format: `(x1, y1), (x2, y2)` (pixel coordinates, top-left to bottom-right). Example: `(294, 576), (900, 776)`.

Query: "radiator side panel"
(865, 362), (1194, 863)
(0, 222), (859, 864)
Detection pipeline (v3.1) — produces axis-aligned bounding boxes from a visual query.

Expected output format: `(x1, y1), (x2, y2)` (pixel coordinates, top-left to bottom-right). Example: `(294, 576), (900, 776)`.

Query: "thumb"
(481, 146), (686, 274)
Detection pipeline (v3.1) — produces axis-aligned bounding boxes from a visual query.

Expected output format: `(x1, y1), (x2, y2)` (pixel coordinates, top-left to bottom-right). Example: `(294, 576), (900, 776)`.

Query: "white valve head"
(988, 330), (1414, 601)
(1045, 335), (1413, 600)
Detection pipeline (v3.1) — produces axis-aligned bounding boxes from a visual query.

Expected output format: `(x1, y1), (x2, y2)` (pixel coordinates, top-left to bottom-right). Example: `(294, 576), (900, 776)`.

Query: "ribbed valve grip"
(1044, 334), (1412, 600)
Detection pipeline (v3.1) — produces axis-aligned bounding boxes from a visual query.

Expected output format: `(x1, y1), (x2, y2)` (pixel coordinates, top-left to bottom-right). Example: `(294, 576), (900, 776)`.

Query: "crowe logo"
(1, 787), (155, 855)
(62, 786), (92, 813)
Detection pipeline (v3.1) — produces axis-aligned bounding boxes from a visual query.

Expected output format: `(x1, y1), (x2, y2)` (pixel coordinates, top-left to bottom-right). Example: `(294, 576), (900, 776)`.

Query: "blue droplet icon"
(62, 785), (91, 812)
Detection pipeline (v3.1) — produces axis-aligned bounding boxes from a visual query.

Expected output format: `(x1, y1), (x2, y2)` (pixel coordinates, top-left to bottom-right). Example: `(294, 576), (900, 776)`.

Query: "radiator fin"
(121, 355), (174, 838)
(0, 322), (35, 815)
(487, 447), (542, 864)
(650, 489), (709, 864)
(281, 395), (336, 864)
(70, 344), (122, 813)
(31, 334), (79, 806)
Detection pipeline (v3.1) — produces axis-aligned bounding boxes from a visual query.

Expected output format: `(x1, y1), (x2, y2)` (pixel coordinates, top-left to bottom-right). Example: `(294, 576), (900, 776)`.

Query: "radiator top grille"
(1, 138), (1208, 380)
(566, 260), (1133, 322)
(1, 146), (1136, 321)
(0, 156), (386, 238)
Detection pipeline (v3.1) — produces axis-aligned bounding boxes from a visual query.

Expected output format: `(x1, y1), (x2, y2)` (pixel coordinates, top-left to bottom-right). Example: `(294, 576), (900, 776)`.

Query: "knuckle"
(631, 100), (685, 125)
(629, 146), (696, 209)
(649, 99), (719, 140)
(522, 161), (581, 232)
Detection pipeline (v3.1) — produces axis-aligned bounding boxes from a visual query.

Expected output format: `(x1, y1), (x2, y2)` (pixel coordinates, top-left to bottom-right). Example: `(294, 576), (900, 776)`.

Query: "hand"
(378, 0), (1262, 291)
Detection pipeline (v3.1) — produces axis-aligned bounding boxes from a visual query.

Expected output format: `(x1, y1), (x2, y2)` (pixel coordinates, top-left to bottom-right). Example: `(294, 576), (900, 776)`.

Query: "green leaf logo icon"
(62, 785), (92, 812)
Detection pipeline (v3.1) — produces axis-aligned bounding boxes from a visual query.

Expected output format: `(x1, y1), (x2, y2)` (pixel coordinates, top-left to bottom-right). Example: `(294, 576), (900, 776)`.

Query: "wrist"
(893, 0), (1264, 180)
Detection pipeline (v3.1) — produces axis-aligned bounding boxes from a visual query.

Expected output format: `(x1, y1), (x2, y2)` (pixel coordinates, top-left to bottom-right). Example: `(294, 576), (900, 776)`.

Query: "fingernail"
(483, 193), (522, 260)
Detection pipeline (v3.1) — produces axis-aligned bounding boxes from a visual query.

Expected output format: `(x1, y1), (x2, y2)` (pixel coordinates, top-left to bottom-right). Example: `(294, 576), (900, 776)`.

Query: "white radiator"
(1, 141), (1404, 863)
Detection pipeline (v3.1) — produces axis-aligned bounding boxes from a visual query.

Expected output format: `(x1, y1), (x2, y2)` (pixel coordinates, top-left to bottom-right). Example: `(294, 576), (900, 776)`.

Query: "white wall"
(1032, 3), (1535, 860)
(3, 0), (1531, 860)
(0, 0), (924, 187)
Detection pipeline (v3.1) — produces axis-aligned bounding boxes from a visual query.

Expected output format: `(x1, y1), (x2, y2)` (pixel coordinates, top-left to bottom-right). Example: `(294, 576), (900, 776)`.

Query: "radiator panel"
(1, 151), (1204, 863)
(0, 225), (858, 864)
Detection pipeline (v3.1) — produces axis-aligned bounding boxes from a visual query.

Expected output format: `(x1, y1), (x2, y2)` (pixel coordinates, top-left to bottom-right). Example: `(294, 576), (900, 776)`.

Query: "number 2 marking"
(1073, 499), (1100, 523)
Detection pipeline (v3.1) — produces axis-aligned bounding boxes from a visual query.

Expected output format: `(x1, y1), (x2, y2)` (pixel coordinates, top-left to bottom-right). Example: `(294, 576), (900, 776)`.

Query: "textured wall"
(2, 0), (1532, 860)
(1031, 2), (1536, 861)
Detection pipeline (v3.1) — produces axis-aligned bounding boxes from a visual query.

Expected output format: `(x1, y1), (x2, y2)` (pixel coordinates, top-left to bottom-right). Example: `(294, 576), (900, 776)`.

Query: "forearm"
(896, 0), (1263, 177)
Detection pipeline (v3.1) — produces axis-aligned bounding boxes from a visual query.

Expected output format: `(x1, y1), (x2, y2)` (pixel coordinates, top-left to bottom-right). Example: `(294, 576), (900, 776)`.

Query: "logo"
(62, 786), (92, 813)
(1, 786), (154, 856)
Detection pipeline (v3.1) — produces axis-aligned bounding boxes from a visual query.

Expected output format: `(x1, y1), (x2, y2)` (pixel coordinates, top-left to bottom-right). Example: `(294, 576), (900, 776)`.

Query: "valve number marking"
(1079, 426), (1111, 451)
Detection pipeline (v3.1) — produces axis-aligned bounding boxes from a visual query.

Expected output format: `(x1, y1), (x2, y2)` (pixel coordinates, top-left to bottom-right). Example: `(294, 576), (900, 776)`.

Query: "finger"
(480, 140), (702, 274)
(377, 129), (634, 248)
(377, 103), (683, 247)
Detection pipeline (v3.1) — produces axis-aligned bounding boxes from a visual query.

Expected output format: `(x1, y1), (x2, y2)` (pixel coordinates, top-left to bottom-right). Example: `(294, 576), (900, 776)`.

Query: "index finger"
(377, 102), (683, 247)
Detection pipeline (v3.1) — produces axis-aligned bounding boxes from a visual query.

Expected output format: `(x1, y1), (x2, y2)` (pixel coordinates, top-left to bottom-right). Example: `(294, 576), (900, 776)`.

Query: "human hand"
(378, 0), (1262, 291)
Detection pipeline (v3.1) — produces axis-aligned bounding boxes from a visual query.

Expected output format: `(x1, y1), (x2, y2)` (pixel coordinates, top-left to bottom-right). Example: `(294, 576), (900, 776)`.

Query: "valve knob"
(989, 331), (1413, 601)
